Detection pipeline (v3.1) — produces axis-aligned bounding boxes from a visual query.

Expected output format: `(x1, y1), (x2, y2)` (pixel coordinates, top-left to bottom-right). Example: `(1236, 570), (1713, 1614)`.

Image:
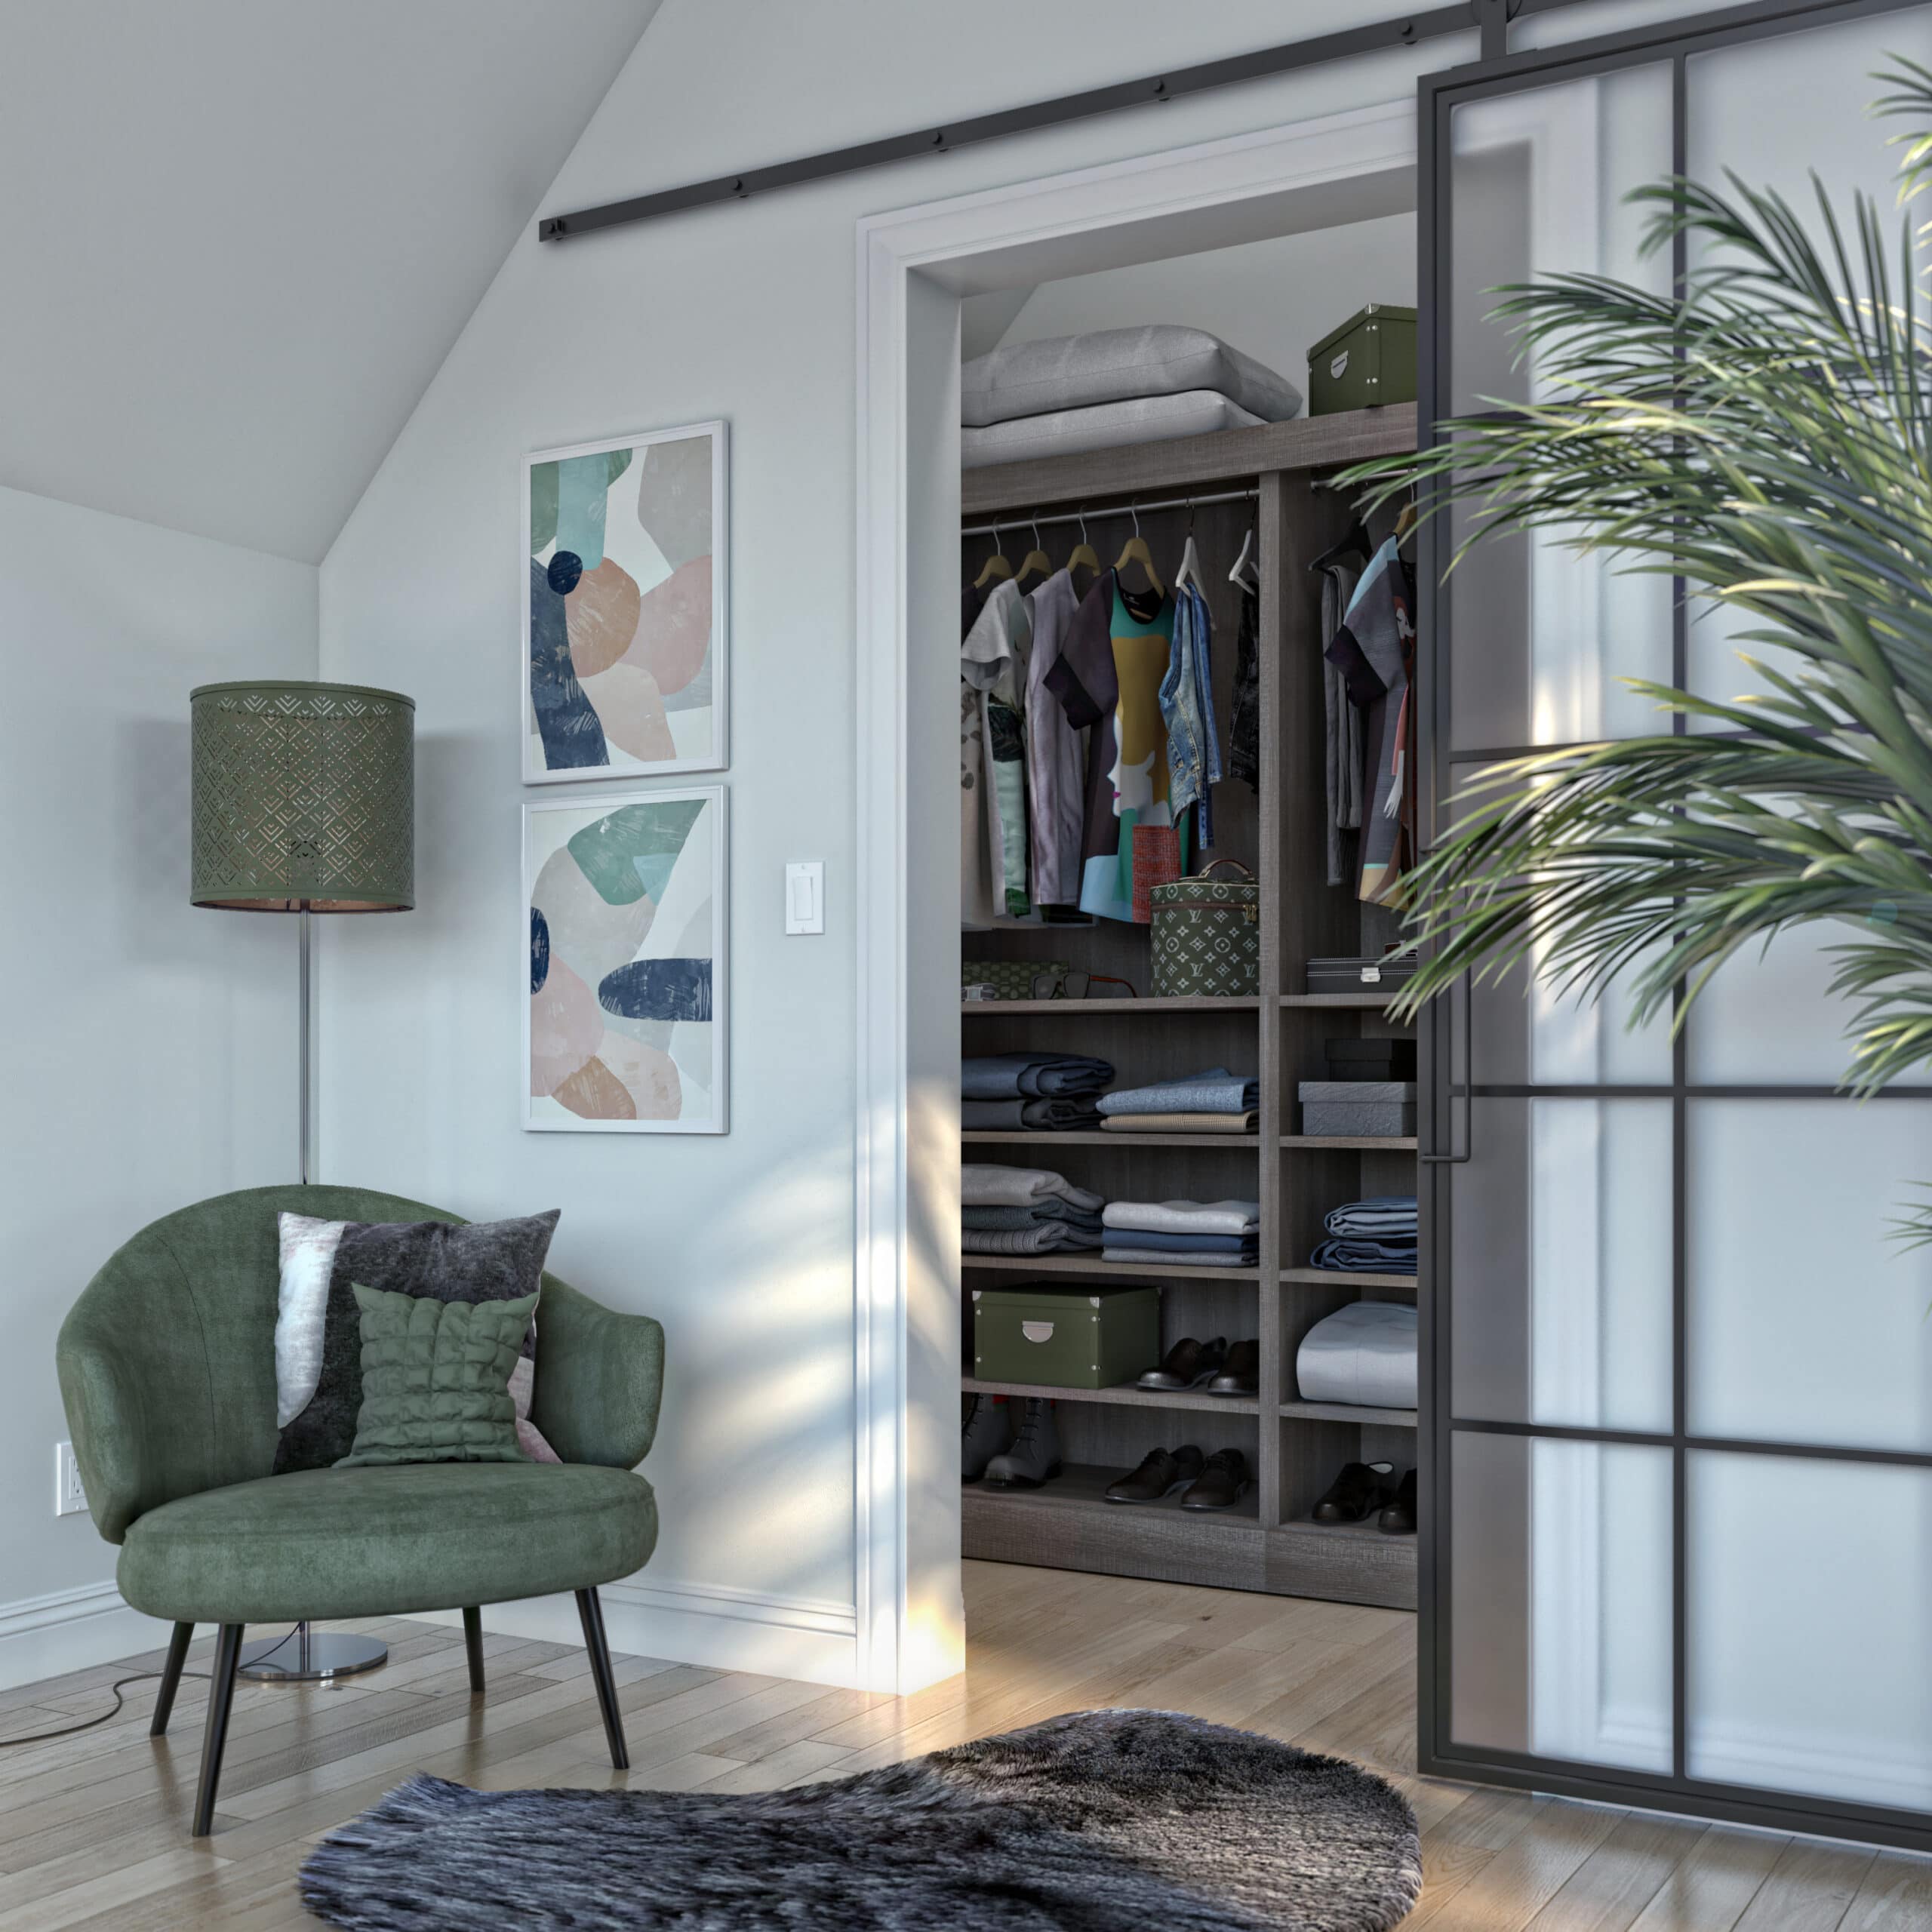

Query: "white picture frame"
(523, 784), (728, 1134)
(522, 419), (728, 784)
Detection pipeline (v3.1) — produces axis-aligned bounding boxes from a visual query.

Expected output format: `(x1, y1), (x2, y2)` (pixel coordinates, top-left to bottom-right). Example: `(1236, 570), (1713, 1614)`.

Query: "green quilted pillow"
(336, 1283), (540, 1469)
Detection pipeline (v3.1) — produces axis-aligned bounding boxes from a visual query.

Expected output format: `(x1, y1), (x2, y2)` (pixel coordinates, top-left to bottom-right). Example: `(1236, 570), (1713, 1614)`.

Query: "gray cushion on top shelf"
(962, 324), (1303, 427)
(962, 392), (1266, 470)
(1296, 1300), (1417, 1410)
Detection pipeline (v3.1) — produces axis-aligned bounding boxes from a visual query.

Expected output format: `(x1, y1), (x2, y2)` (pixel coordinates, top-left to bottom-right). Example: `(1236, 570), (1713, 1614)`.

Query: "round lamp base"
(236, 1626), (388, 1682)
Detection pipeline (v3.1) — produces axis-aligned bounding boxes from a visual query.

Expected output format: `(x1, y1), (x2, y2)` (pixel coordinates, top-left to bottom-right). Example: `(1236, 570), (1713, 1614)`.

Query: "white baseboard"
(0, 1580), (168, 1694)
(419, 1577), (863, 1689)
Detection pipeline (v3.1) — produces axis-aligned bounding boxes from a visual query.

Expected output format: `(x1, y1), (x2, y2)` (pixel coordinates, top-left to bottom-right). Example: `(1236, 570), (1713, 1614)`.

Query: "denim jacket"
(1159, 582), (1223, 847)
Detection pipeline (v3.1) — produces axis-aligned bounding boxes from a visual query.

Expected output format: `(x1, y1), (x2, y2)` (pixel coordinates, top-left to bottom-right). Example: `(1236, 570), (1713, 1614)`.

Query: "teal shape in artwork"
(530, 461), (559, 553)
(568, 798), (706, 906)
(606, 447), (632, 487)
(631, 853), (677, 903)
(555, 454), (611, 571)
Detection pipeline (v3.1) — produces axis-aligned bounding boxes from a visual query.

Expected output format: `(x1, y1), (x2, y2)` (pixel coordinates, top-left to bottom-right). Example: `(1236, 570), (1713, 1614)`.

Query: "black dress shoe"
(1205, 1338), (1260, 1397)
(1105, 1444), (1204, 1503)
(1180, 1447), (1250, 1510)
(1311, 1460), (1396, 1524)
(1137, 1337), (1228, 1392)
(1378, 1466), (1417, 1534)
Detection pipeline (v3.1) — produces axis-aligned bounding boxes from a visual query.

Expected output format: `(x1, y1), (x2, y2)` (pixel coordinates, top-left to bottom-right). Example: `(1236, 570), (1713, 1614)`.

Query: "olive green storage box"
(1149, 860), (1261, 998)
(972, 1284), (1160, 1389)
(1307, 303), (1417, 415)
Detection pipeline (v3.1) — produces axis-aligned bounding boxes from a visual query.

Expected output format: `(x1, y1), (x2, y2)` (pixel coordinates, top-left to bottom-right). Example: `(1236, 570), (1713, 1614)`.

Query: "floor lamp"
(190, 678), (415, 1681)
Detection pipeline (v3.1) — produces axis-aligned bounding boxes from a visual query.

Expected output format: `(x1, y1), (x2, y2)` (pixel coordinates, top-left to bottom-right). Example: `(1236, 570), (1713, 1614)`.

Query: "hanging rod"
(536, 0), (1567, 241)
(961, 488), (1256, 539)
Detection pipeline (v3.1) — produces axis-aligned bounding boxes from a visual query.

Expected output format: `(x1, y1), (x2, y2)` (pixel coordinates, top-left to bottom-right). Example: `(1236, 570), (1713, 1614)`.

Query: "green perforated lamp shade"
(190, 681), (415, 912)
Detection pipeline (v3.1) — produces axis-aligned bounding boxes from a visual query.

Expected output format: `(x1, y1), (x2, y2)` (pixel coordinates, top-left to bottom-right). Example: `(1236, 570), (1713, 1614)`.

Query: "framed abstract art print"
(525, 785), (728, 1134)
(524, 420), (727, 783)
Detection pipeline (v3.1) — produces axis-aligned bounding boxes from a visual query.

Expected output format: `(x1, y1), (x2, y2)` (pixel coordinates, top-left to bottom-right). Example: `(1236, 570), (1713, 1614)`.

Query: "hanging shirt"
(961, 579), (1032, 925)
(1047, 571), (1174, 923)
(1022, 569), (1089, 907)
(1314, 557), (1364, 888)
(1326, 538), (1417, 905)
(1161, 580), (1222, 850)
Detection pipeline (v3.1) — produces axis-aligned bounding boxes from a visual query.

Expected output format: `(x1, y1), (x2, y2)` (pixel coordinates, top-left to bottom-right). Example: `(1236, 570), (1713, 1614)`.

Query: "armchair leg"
(462, 1607), (485, 1694)
(192, 1624), (244, 1837)
(150, 1622), (194, 1737)
(574, 1587), (628, 1770)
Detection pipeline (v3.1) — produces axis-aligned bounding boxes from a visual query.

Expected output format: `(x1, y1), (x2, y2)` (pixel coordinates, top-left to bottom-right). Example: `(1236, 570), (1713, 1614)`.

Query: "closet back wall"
(315, 0), (1460, 1682)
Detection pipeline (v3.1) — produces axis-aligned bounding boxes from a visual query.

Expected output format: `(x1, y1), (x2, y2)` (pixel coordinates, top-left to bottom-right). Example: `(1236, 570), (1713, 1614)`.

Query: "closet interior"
(958, 398), (1422, 1612)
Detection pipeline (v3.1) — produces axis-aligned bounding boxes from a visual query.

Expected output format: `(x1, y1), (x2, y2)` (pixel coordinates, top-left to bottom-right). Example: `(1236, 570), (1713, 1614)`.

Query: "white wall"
(0, 485), (315, 1685)
(971, 212), (1418, 411)
(315, 0), (1463, 1684)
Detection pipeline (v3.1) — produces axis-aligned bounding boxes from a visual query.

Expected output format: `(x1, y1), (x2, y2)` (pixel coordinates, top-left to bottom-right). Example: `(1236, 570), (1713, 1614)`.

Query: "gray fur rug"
(298, 1708), (1421, 1930)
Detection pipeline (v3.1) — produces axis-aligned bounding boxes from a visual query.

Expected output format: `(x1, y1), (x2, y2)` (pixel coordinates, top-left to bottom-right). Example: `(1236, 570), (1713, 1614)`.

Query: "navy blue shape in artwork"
(530, 558), (608, 769)
(598, 958), (713, 1023)
(546, 549), (584, 596)
(530, 906), (550, 995)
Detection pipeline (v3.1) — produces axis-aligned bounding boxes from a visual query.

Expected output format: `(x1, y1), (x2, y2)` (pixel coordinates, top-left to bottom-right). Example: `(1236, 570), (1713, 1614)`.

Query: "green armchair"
(55, 1184), (663, 1837)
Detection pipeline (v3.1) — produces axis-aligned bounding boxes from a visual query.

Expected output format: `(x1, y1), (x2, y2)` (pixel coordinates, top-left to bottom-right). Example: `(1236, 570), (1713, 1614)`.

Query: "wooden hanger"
(974, 521), (1014, 590)
(1065, 507), (1100, 583)
(1015, 516), (1051, 589)
(1113, 505), (1164, 596)
(1394, 497), (1418, 543)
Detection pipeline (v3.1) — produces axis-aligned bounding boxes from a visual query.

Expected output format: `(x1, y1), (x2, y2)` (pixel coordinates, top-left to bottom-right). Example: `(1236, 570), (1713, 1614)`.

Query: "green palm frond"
(1339, 57), (1932, 1118)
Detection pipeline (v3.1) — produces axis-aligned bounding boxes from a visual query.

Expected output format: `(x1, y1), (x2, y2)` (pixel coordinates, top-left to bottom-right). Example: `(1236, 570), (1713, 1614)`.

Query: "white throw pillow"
(275, 1212), (347, 1427)
(961, 391), (1266, 469)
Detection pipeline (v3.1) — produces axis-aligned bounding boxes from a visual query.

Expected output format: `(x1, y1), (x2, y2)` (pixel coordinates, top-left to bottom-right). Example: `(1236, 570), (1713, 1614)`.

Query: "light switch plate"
(785, 861), (825, 935)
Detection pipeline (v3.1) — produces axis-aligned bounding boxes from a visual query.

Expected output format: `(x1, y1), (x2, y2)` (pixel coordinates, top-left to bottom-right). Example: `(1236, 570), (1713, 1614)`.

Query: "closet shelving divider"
(959, 403), (1420, 1611)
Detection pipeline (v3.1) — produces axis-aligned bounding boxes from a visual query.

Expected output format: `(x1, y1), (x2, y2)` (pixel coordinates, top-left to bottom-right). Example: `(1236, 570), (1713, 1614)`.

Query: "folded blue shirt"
(1097, 1067), (1260, 1117)
(1098, 1228), (1255, 1254)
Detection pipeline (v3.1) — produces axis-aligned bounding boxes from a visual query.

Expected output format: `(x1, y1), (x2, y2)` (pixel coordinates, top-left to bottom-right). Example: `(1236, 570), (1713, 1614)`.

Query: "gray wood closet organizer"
(959, 401), (1420, 1611)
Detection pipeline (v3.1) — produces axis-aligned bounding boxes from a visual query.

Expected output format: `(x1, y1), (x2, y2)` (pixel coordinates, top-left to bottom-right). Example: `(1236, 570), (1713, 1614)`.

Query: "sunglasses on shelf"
(1029, 970), (1137, 1000)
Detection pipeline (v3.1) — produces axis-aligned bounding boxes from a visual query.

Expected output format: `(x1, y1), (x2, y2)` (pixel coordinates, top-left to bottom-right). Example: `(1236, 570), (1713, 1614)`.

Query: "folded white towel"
(1102, 1198), (1261, 1236)
(961, 1164), (1105, 1213)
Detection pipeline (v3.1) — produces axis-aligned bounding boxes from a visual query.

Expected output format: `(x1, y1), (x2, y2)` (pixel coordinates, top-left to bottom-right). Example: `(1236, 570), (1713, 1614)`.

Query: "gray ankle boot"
(961, 1394), (1013, 1484)
(982, 1398), (1061, 1490)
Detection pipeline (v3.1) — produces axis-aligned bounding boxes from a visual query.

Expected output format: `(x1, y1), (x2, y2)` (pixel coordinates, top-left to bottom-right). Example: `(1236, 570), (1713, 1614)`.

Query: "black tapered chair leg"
(192, 1624), (245, 1837)
(150, 1622), (194, 1737)
(462, 1606), (485, 1694)
(574, 1587), (628, 1770)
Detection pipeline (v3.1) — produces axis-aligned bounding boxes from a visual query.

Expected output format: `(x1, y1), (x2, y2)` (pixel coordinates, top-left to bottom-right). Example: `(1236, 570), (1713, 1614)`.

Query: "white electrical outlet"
(55, 1441), (86, 1518)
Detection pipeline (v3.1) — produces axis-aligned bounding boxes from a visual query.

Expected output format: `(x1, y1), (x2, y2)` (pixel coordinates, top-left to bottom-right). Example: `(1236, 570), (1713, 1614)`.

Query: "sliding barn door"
(1418, 0), (1932, 1850)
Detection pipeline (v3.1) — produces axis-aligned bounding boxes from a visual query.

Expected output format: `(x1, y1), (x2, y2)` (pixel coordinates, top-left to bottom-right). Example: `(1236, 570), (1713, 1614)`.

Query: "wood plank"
(962, 1131), (1260, 1146)
(1281, 992), (1414, 1010)
(963, 1375), (1260, 1416)
(1280, 1398), (1418, 1426)
(962, 996), (1260, 1015)
(962, 1254), (1260, 1281)
(1281, 1266), (1417, 1288)
(1281, 1133), (1419, 1150)
(1729, 1838), (1877, 1932)
(961, 405), (1417, 514)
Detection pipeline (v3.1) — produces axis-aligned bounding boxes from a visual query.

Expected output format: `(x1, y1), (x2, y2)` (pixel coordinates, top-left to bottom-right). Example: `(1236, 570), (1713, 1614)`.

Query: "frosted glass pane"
(1687, 923), (1862, 1085)
(1452, 1433), (1672, 1770)
(1452, 1100), (1672, 1431)
(1688, 1100), (1932, 1452)
(1447, 69), (1674, 749)
(1689, 1451), (1932, 1808)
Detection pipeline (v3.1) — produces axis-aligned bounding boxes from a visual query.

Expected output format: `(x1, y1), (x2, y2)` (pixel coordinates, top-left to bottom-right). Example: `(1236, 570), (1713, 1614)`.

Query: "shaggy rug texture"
(298, 1707), (1421, 1930)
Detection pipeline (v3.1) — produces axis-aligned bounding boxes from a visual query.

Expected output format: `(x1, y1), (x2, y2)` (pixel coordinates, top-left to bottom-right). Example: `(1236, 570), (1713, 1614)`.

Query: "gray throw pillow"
(274, 1211), (561, 1474)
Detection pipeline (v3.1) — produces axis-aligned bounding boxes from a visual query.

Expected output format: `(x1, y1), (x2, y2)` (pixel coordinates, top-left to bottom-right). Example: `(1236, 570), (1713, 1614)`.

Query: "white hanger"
(1174, 500), (1204, 593)
(1229, 525), (1258, 591)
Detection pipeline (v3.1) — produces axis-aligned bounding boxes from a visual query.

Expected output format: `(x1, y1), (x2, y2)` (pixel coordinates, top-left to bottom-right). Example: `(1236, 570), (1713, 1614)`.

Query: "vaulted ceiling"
(0, 0), (660, 562)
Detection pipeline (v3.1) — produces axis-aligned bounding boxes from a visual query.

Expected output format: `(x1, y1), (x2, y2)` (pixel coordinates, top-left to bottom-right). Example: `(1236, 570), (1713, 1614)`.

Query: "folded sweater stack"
(1095, 1067), (1258, 1135)
(1101, 1198), (1260, 1268)
(963, 1053), (1113, 1132)
(1310, 1196), (1417, 1274)
(963, 1164), (1104, 1254)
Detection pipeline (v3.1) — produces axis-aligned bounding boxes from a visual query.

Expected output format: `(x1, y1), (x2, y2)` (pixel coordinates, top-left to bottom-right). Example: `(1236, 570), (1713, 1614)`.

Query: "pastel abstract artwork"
(524, 786), (728, 1134)
(524, 422), (727, 781)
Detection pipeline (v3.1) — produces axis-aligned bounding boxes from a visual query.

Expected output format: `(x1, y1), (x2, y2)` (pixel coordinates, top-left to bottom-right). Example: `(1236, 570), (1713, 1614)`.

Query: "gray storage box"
(1300, 1079), (1417, 1138)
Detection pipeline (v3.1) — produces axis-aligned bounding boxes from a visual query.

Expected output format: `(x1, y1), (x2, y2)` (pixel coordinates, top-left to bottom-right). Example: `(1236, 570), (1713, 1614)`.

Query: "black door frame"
(1417, 0), (1932, 1856)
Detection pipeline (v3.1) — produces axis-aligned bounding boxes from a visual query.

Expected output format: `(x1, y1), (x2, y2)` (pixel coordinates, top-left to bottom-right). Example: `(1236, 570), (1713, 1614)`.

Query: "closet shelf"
(1280, 1267), (1417, 1291)
(1281, 1134), (1418, 1151)
(1280, 1399), (1417, 1427)
(963, 1254), (1260, 1281)
(964, 1131), (1258, 1148)
(963, 1460), (1260, 1525)
(1280, 994), (1413, 1014)
(962, 996), (1260, 1016)
(964, 1375), (1260, 1417)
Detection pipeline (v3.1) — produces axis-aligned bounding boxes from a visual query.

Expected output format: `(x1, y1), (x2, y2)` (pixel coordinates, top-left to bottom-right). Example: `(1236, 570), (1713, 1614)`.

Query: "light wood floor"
(1, 1563), (1928, 1929)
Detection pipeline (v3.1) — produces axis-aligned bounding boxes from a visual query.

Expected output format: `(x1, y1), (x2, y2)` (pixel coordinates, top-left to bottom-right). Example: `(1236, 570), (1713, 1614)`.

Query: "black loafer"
(1377, 1466), (1417, 1534)
(1104, 1444), (1203, 1503)
(1312, 1460), (1396, 1524)
(1180, 1447), (1250, 1511)
(1137, 1337), (1227, 1392)
(1205, 1338), (1260, 1397)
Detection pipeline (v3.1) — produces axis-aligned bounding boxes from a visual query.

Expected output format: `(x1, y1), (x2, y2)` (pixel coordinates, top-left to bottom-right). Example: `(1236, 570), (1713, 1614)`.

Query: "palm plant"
(1340, 60), (1932, 1232)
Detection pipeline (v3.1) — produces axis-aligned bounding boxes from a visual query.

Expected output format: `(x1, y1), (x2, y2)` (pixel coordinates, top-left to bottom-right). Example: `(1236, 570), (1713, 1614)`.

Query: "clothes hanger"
(1229, 525), (1259, 592)
(1174, 497), (1204, 594)
(974, 521), (1014, 590)
(1394, 497), (1418, 543)
(1309, 517), (1373, 577)
(1113, 504), (1164, 596)
(1015, 515), (1052, 589)
(1065, 507), (1100, 583)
